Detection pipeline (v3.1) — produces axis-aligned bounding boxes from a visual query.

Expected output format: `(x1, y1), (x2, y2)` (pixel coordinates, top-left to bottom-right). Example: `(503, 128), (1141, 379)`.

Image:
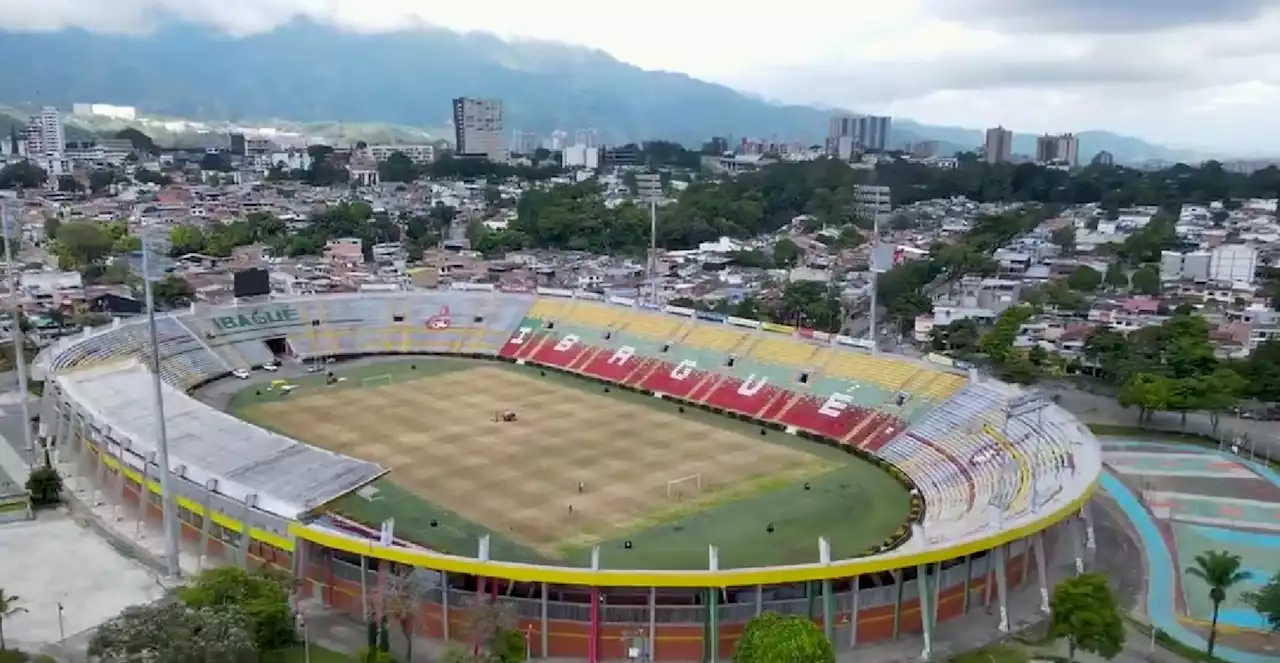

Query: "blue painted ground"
(1100, 440), (1280, 663)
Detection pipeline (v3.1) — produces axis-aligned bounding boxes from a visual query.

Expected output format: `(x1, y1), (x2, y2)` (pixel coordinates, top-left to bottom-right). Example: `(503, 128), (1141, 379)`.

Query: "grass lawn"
(232, 357), (911, 570)
(265, 644), (358, 663)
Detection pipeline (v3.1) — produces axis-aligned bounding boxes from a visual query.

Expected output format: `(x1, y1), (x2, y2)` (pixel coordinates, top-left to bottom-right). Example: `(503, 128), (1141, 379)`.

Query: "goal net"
(362, 374), (394, 388)
(666, 474), (702, 500)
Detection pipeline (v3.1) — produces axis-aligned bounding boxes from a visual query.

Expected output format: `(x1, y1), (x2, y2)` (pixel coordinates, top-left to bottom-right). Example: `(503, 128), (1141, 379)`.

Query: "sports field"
(231, 358), (911, 570)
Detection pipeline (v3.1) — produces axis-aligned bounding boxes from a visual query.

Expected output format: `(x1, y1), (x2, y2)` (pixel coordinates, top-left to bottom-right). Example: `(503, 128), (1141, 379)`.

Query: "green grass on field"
(263, 644), (358, 663)
(232, 357), (911, 570)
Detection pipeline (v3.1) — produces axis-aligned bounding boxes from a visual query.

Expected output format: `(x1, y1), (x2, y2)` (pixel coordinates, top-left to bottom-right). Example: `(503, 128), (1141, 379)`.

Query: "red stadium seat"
(778, 393), (873, 440)
(640, 360), (710, 399)
(579, 344), (648, 382)
(526, 332), (591, 370)
(701, 376), (783, 417)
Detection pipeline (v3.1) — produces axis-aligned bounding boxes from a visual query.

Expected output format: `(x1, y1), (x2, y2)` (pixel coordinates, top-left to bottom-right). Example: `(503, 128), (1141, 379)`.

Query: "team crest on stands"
(425, 307), (452, 330)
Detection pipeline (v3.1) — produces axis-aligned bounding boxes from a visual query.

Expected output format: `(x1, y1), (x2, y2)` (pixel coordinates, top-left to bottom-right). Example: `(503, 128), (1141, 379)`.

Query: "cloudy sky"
(4, 0), (1280, 155)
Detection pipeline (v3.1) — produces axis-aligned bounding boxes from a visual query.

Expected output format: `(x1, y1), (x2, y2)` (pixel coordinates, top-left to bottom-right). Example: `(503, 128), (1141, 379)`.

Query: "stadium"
(32, 287), (1101, 661)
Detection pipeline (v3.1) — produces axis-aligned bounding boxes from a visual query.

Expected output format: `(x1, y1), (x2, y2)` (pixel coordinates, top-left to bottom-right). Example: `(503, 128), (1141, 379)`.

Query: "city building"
(572, 129), (599, 148)
(510, 131), (540, 155)
(1035, 133), (1080, 167)
(1210, 244), (1259, 284)
(24, 106), (67, 180)
(910, 141), (940, 159)
(63, 139), (133, 168)
(1160, 250), (1211, 282)
(366, 144), (436, 164)
(827, 114), (892, 154)
(71, 103), (137, 121)
(562, 145), (600, 170)
(452, 97), (507, 163)
(983, 126), (1013, 164)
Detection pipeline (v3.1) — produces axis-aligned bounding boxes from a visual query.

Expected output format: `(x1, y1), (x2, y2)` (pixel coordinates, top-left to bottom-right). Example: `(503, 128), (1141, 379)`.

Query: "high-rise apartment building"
(827, 114), (892, 154)
(451, 97), (507, 163)
(983, 126), (1013, 164)
(573, 129), (599, 148)
(1035, 133), (1080, 167)
(24, 106), (67, 180)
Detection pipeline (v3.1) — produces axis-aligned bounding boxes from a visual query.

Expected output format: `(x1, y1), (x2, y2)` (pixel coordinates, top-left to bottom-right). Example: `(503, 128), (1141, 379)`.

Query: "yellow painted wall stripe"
(289, 481), (1096, 588)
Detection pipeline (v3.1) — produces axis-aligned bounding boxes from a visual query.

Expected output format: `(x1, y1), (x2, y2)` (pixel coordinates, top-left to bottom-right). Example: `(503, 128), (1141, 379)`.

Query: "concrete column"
(359, 555), (369, 621)
(135, 453), (151, 537)
(995, 545), (1010, 632)
(1073, 515), (1086, 574)
(983, 552), (995, 608)
(891, 569), (903, 640)
(932, 561), (942, 628)
(441, 571), (451, 641)
(821, 579), (835, 645)
(1022, 538), (1033, 587)
(1034, 532), (1050, 613)
(1082, 503), (1097, 551)
(706, 587), (719, 663)
(917, 564), (933, 660)
(754, 585), (763, 616)
(962, 555), (973, 615)
(541, 582), (549, 657)
(647, 586), (656, 662)
(849, 575), (860, 647)
(197, 479), (215, 571)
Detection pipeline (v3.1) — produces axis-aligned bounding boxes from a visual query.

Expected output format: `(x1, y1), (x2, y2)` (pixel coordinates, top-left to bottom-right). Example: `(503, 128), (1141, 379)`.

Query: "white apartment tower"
(983, 126), (1013, 164)
(24, 106), (67, 178)
(452, 97), (507, 163)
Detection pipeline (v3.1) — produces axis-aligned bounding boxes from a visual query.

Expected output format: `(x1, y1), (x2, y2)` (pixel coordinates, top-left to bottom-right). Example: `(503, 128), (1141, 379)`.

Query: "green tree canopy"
(0, 161), (47, 189)
(1051, 225), (1077, 255)
(772, 237), (802, 268)
(1243, 571), (1280, 632)
(1103, 262), (1129, 290)
(1131, 264), (1162, 296)
(1066, 266), (1102, 292)
(88, 602), (257, 663)
(177, 566), (295, 653)
(732, 612), (834, 663)
(1049, 573), (1125, 663)
(49, 220), (113, 269)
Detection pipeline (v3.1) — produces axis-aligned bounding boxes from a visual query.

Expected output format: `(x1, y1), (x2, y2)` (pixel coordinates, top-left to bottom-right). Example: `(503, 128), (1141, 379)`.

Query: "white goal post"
(666, 474), (703, 499)
(361, 374), (394, 388)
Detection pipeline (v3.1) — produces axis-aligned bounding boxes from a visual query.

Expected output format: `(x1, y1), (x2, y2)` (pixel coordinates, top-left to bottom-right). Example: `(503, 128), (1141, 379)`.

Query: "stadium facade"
(33, 287), (1101, 662)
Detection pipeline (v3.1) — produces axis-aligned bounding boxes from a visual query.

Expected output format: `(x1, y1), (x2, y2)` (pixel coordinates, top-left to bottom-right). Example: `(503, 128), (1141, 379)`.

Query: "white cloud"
(5, 0), (1280, 154)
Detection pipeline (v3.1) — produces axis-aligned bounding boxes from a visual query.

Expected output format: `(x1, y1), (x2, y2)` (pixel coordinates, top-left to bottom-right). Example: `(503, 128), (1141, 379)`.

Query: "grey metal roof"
(58, 361), (385, 519)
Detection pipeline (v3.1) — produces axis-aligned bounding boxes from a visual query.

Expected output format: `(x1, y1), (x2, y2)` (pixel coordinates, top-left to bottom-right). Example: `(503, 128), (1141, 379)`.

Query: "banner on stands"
(836, 335), (875, 350)
(497, 285), (533, 294)
(577, 291), (605, 301)
(450, 282), (494, 292)
(695, 311), (726, 322)
(664, 306), (695, 317)
(760, 322), (795, 334)
(609, 296), (636, 307)
(537, 287), (574, 298)
(727, 316), (760, 329)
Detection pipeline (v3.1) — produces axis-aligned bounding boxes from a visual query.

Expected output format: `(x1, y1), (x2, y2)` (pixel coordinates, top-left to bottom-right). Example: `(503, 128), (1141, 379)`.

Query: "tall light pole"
(868, 212), (880, 356)
(1, 200), (36, 458)
(635, 172), (663, 308)
(141, 222), (181, 577)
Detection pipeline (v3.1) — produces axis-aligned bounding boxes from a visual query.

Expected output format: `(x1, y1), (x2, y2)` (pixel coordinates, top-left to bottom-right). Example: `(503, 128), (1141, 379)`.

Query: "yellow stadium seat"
(681, 324), (749, 353)
(618, 311), (684, 340)
(564, 301), (625, 328)
(749, 336), (820, 369)
(528, 298), (575, 321)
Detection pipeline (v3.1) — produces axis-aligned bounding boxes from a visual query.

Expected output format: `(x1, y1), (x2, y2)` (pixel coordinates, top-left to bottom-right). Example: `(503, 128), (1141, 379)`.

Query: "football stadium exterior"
(33, 287), (1101, 662)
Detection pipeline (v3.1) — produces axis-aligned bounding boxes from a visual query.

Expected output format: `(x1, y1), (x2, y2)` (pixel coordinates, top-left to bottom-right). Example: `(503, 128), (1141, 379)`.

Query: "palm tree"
(0, 588), (26, 650)
(1185, 550), (1253, 656)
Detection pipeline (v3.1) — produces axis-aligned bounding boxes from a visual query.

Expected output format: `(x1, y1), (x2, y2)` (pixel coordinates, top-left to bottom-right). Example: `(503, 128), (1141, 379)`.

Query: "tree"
(732, 611), (834, 663)
(1049, 573), (1125, 663)
(0, 588), (26, 651)
(1104, 262), (1129, 291)
(1243, 571), (1280, 632)
(134, 168), (173, 186)
(170, 225), (207, 256)
(1065, 266), (1102, 292)
(382, 570), (430, 662)
(177, 566), (295, 653)
(980, 304), (1033, 364)
(772, 237), (802, 268)
(1185, 551), (1253, 656)
(0, 161), (46, 189)
(1198, 368), (1245, 436)
(1118, 373), (1172, 425)
(57, 174), (84, 193)
(88, 602), (257, 662)
(1051, 225), (1077, 255)
(25, 466), (61, 505)
(89, 169), (121, 194)
(379, 151), (420, 183)
(49, 220), (113, 269)
(1131, 263), (1162, 296)
(930, 319), (981, 355)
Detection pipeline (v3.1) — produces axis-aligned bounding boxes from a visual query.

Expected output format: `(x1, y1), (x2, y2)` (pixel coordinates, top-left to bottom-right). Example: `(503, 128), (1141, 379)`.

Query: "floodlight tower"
(0, 200), (35, 457)
(636, 172), (663, 307)
(141, 221), (181, 577)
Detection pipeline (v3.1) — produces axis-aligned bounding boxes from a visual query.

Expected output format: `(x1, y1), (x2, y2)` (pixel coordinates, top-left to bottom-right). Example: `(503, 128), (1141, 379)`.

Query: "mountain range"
(0, 21), (1199, 164)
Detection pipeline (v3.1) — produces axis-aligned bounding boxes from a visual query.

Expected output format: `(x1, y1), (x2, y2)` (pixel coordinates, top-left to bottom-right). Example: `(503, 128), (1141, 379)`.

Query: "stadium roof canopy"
(57, 361), (385, 519)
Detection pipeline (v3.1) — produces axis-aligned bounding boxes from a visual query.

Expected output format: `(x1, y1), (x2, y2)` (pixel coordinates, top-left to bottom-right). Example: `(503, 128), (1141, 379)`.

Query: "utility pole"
(141, 222), (181, 578)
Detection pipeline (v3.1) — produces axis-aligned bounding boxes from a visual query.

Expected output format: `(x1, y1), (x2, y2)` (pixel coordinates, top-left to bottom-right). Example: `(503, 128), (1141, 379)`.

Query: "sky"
(5, 0), (1280, 155)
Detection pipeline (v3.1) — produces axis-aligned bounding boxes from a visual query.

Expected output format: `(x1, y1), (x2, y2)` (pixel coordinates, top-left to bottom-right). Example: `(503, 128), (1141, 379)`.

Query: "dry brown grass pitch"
(247, 365), (834, 555)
